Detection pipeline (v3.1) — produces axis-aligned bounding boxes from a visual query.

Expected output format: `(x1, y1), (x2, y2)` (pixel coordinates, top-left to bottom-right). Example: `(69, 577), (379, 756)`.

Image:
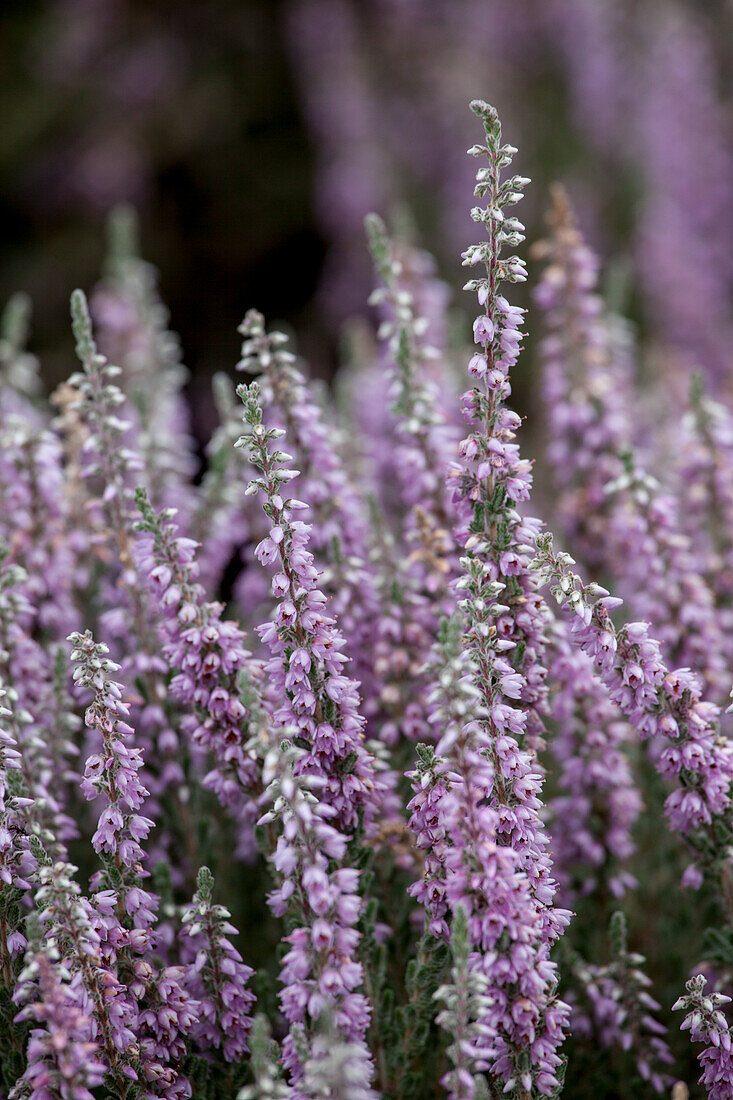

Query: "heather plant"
(2, 96), (733, 1100)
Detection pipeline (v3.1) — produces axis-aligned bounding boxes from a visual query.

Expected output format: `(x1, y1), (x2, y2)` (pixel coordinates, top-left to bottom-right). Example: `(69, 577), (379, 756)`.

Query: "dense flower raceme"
(69, 629), (198, 1099)
(0, 687), (37, 980)
(236, 380), (378, 836)
(236, 310), (379, 700)
(365, 212), (457, 537)
(14, 944), (106, 1100)
(534, 190), (729, 703)
(450, 102), (551, 756)
(411, 612), (570, 1097)
(0, 417), (79, 642)
(571, 912), (672, 1093)
(134, 488), (265, 835)
(676, 378), (733, 656)
(532, 535), (733, 893)
(532, 185), (634, 572)
(0, 550), (77, 855)
(545, 620), (641, 903)
(673, 975), (733, 1100)
(258, 739), (374, 1094)
(3, 92), (733, 1099)
(66, 289), (189, 861)
(180, 867), (254, 1064)
(364, 214), (460, 748)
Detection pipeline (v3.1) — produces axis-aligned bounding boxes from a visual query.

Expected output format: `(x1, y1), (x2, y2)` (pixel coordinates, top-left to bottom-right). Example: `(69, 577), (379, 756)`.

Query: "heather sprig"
(134, 487), (263, 831)
(416, 611), (569, 1097)
(534, 192), (728, 702)
(533, 533), (733, 902)
(180, 866), (254, 1065)
(434, 904), (492, 1100)
(0, 550), (76, 854)
(68, 630), (155, 922)
(33, 861), (139, 1098)
(365, 212), (456, 537)
(545, 622), (641, 903)
(68, 287), (143, 559)
(450, 99), (549, 754)
(12, 940), (106, 1100)
(92, 206), (197, 518)
(257, 739), (375, 1091)
(673, 975), (733, 1100)
(579, 912), (672, 1093)
(677, 376), (733, 653)
(237, 310), (379, 698)
(237, 379), (378, 836)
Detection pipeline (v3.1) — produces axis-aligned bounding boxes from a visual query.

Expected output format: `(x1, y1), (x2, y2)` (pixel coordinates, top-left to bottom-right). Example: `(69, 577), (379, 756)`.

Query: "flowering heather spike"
(33, 861), (138, 1097)
(673, 974), (733, 1100)
(190, 372), (262, 596)
(258, 739), (375, 1092)
(532, 185), (634, 571)
(237, 380), (378, 835)
(365, 212), (457, 536)
(434, 904), (492, 1100)
(366, 215), (460, 746)
(0, 550), (76, 853)
(68, 287), (144, 559)
(69, 631), (155, 919)
(414, 609), (569, 1096)
(180, 866), (254, 1062)
(428, 100), (571, 1096)
(91, 207), (197, 518)
(534, 192), (728, 702)
(134, 487), (263, 825)
(578, 912), (672, 1092)
(236, 1014), (288, 1099)
(69, 631), (197, 1098)
(13, 944), (106, 1100)
(603, 454), (728, 702)
(0, 418), (79, 641)
(406, 740), (451, 940)
(450, 100), (549, 754)
(237, 309), (379, 697)
(0, 687), (37, 1010)
(545, 621), (641, 903)
(533, 533), (733, 898)
(454, 102), (567, 929)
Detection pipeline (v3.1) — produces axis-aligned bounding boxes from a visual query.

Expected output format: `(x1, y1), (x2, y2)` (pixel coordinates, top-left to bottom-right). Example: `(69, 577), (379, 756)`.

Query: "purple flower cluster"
(545, 622), (641, 903)
(3, 87), (733, 1100)
(237, 381), (378, 836)
(15, 947), (106, 1100)
(674, 976), (733, 1100)
(236, 310), (379, 685)
(535, 190), (729, 703)
(534, 536), (733, 885)
(134, 490), (263, 830)
(258, 741), (373, 1092)
(180, 867), (254, 1063)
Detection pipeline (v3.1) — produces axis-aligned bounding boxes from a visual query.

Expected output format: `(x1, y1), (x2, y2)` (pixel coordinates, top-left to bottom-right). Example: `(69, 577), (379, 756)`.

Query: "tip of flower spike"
(105, 203), (140, 274)
(470, 100), (498, 123)
(70, 288), (96, 364)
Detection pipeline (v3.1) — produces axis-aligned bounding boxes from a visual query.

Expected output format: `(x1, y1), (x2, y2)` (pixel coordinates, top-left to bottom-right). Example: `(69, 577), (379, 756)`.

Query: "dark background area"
(1, 0), (732, 430)
(0, 0), (327, 412)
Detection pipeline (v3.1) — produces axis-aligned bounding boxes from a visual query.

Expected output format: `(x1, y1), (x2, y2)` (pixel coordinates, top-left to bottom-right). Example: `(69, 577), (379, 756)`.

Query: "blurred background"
(1, 0), (732, 435)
